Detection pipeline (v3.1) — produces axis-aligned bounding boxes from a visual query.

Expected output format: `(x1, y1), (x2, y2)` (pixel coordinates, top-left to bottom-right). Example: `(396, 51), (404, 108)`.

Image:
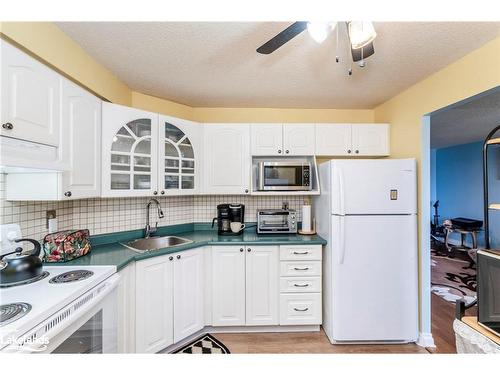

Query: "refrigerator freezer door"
(331, 159), (417, 215)
(330, 214), (418, 342)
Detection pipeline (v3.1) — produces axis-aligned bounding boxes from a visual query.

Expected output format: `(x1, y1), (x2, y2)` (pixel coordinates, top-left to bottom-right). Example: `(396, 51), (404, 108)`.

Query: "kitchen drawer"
(280, 276), (321, 293)
(280, 245), (322, 261)
(280, 293), (322, 325)
(280, 261), (322, 277)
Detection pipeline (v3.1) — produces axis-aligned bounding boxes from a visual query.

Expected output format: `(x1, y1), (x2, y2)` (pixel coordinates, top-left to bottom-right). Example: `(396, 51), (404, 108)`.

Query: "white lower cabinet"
(211, 245), (280, 326)
(173, 248), (204, 342)
(279, 293), (322, 325)
(211, 246), (246, 326)
(245, 246), (279, 326)
(117, 263), (136, 353)
(135, 254), (174, 353)
(135, 248), (204, 353)
(279, 245), (323, 326)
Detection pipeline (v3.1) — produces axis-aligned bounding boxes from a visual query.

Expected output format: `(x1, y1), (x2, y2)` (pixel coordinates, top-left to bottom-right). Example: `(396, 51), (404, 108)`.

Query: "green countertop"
(46, 223), (327, 271)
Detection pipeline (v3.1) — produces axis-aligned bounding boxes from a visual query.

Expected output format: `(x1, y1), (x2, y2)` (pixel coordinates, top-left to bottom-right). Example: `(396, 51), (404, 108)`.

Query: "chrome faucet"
(145, 198), (164, 238)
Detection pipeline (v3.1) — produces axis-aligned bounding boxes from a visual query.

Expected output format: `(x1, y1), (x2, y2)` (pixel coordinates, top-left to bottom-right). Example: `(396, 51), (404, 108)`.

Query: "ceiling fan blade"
(256, 21), (308, 54)
(351, 42), (375, 62)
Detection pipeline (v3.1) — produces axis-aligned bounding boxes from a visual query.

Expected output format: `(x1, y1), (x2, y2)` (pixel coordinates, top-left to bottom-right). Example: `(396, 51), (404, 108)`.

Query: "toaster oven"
(257, 209), (297, 234)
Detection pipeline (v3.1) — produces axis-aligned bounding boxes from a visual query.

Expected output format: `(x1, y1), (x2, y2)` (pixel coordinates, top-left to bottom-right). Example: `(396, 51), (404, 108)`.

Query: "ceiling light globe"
(307, 22), (336, 44)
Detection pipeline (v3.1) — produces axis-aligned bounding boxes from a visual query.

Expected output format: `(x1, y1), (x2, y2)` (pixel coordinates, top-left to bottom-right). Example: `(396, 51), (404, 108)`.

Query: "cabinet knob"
(347, 149), (352, 154)
(244, 189), (249, 194)
(240, 248), (244, 252)
(247, 248), (251, 252)
(64, 191), (72, 197)
(169, 256), (173, 261)
(176, 255), (181, 259)
(278, 149), (282, 154)
(160, 190), (165, 195)
(355, 150), (359, 154)
(2, 123), (13, 130)
(285, 150), (290, 154)
(153, 191), (158, 195)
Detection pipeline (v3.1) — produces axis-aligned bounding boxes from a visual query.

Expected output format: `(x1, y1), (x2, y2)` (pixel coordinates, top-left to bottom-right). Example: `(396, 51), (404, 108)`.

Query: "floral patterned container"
(43, 229), (91, 262)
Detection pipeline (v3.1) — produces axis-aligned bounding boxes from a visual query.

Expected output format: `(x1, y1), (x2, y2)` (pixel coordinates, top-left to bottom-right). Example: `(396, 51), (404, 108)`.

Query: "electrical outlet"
(46, 210), (56, 229)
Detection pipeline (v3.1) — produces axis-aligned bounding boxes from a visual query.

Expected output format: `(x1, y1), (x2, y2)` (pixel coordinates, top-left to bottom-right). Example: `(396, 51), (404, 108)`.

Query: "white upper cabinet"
(1, 40), (60, 146)
(315, 123), (390, 156)
(211, 246), (246, 326)
(245, 246), (279, 326)
(251, 123), (283, 156)
(173, 248), (204, 342)
(251, 123), (315, 156)
(203, 124), (250, 195)
(102, 102), (159, 197)
(282, 124), (315, 155)
(60, 78), (102, 199)
(351, 123), (390, 156)
(315, 123), (352, 156)
(159, 115), (201, 195)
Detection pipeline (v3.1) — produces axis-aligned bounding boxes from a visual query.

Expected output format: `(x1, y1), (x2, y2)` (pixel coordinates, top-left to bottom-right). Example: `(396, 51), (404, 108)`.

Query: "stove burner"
(0, 271), (50, 288)
(49, 270), (94, 284)
(0, 303), (31, 327)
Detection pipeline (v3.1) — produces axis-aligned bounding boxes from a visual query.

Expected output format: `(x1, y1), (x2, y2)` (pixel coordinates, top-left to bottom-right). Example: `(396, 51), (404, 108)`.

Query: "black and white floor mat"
(172, 334), (230, 354)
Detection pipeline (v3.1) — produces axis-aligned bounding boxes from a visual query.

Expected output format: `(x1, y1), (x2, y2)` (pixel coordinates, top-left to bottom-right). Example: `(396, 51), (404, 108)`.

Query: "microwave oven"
(477, 249), (500, 335)
(257, 161), (312, 191)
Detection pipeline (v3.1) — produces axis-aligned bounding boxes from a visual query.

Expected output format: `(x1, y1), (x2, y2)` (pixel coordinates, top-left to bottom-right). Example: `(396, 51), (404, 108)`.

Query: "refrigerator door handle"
(339, 167), (345, 216)
(338, 216), (346, 264)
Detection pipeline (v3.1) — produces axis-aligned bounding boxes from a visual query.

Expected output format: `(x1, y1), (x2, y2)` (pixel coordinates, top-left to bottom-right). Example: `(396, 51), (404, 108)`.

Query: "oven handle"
(4, 273), (120, 354)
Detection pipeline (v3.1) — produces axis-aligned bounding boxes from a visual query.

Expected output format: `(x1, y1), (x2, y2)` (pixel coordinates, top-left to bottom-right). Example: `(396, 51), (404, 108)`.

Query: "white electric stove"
(0, 265), (119, 353)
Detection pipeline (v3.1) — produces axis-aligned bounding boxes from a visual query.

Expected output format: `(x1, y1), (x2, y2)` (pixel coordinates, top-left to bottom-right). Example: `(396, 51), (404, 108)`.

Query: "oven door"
(259, 162), (309, 191)
(5, 274), (119, 354)
(48, 287), (118, 353)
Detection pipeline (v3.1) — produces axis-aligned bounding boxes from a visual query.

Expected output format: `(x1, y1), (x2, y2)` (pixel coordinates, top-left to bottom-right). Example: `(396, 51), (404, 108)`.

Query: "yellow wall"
(191, 107), (374, 123)
(131, 92), (374, 123)
(0, 22), (132, 106)
(375, 36), (500, 159)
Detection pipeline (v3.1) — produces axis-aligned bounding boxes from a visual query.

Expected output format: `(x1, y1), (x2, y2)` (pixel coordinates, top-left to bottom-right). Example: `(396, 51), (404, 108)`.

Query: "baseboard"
(417, 332), (435, 348)
(205, 325), (320, 333)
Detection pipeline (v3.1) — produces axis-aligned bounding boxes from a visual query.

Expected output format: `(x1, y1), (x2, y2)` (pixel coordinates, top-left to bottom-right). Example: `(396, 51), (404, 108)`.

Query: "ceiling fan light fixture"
(307, 22), (336, 44)
(348, 21), (377, 49)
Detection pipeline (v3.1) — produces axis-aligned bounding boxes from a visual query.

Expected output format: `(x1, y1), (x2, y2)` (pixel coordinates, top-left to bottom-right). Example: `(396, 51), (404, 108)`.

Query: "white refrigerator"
(314, 159), (418, 343)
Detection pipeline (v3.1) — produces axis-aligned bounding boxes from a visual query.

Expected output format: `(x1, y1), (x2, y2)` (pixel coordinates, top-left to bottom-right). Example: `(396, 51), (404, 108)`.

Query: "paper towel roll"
(302, 205), (311, 232)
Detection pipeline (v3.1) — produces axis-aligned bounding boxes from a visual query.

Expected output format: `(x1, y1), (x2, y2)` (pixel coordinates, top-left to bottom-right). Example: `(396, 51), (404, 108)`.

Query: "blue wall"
(432, 141), (500, 248)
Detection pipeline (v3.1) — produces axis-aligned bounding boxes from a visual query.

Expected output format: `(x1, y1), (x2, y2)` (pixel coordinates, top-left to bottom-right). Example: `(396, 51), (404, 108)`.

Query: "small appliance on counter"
(257, 209), (297, 234)
(212, 204), (245, 235)
(42, 229), (92, 262)
(0, 238), (44, 287)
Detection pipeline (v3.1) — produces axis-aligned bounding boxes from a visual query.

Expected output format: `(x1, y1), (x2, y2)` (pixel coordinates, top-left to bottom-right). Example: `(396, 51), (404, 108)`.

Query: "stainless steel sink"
(121, 236), (193, 253)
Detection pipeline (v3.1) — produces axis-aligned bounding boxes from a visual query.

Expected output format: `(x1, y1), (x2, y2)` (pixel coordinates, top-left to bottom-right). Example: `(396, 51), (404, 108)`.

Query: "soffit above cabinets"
(55, 22), (500, 109)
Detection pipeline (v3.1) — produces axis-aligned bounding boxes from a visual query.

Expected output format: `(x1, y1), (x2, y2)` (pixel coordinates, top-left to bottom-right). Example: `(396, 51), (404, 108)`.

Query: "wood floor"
(211, 294), (469, 354)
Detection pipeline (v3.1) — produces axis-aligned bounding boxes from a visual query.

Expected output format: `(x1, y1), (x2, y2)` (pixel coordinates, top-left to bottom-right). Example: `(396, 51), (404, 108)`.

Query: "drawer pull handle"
(294, 283), (309, 287)
(294, 307), (309, 312)
(293, 251), (309, 255)
(293, 267), (309, 271)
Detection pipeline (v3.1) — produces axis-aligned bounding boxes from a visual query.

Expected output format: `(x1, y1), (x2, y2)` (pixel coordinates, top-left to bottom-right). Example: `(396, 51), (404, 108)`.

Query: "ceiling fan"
(256, 21), (376, 75)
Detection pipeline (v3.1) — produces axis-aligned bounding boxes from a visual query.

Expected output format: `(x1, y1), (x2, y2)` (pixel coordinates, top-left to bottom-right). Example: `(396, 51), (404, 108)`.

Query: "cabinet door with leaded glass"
(158, 115), (201, 195)
(102, 103), (159, 197)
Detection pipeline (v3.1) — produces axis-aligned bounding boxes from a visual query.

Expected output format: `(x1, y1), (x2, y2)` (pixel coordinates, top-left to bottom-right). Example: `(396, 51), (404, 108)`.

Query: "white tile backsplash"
(0, 174), (309, 241)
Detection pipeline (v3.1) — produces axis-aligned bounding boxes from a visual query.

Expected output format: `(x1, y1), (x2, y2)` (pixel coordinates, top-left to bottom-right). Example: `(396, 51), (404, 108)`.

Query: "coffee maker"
(212, 203), (245, 235)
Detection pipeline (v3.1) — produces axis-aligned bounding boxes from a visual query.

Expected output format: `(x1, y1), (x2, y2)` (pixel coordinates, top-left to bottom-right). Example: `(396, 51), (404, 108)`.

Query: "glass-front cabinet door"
(102, 103), (159, 197)
(158, 115), (200, 195)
